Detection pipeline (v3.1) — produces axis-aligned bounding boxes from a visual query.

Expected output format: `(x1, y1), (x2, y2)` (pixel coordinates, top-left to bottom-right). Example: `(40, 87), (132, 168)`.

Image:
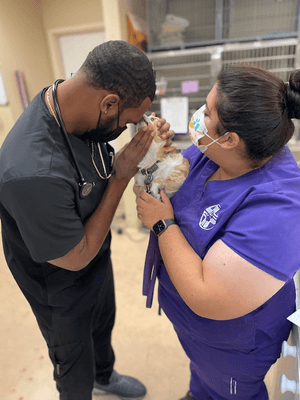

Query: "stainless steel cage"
(147, 38), (300, 149)
(146, 0), (300, 51)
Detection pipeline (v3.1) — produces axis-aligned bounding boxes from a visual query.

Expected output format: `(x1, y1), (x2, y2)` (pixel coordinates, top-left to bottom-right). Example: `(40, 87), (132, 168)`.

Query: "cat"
(134, 114), (190, 200)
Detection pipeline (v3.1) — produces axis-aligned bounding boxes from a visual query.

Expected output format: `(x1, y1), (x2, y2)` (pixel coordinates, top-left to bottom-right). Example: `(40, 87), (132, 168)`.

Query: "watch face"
(153, 220), (166, 236)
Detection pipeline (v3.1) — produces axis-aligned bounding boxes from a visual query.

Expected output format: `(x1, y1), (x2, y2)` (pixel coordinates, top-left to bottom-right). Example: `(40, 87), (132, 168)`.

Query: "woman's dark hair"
(80, 40), (156, 111)
(215, 64), (299, 165)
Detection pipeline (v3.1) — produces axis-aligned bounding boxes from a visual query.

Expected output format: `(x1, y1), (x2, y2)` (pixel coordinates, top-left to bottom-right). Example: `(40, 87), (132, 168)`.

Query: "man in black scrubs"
(0, 41), (172, 400)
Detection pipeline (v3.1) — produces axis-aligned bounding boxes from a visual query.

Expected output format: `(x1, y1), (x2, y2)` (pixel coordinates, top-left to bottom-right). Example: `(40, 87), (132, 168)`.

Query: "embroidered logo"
(199, 204), (221, 230)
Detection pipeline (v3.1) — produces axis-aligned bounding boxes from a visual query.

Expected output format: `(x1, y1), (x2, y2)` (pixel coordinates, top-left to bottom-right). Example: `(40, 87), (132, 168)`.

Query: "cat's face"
(135, 114), (166, 148)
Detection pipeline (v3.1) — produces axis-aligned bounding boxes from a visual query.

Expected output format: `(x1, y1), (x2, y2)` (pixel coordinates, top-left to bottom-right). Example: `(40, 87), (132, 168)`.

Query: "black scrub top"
(0, 88), (114, 309)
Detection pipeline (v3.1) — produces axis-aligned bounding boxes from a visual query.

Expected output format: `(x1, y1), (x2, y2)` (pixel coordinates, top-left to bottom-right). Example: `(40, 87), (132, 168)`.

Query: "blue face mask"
(189, 105), (228, 153)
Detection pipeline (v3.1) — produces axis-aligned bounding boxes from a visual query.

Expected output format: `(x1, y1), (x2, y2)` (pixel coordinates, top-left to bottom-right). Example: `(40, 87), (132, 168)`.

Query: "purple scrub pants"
(158, 268), (295, 400)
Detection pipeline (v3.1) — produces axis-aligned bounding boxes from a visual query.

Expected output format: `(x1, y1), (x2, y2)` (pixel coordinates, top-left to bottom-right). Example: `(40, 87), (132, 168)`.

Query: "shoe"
(179, 392), (193, 400)
(93, 370), (146, 399)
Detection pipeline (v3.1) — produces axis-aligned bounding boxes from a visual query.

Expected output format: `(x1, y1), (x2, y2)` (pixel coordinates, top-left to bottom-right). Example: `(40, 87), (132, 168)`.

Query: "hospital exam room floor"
(0, 203), (277, 400)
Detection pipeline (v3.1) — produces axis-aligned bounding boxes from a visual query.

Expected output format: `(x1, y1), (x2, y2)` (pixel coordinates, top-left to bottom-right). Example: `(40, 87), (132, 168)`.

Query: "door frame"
(47, 23), (105, 79)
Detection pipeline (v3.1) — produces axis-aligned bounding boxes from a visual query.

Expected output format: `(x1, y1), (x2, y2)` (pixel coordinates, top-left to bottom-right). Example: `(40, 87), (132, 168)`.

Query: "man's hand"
(113, 125), (155, 182)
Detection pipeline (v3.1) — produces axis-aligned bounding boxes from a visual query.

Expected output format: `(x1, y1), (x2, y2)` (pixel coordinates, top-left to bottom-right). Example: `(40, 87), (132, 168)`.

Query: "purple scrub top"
(143, 145), (300, 399)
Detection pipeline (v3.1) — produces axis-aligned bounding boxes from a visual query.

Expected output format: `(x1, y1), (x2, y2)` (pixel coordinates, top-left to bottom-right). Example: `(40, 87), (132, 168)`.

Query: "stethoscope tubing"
(52, 80), (94, 198)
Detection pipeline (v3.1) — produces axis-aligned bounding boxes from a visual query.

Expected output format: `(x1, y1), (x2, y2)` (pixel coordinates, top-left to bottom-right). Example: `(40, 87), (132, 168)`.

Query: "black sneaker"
(179, 392), (193, 400)
(93, 370), (146, 399)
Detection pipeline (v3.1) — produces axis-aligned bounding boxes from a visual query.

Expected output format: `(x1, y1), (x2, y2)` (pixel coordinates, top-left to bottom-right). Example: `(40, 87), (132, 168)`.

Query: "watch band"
(163, 218), (177, 226)
(152, 218), (177, 237)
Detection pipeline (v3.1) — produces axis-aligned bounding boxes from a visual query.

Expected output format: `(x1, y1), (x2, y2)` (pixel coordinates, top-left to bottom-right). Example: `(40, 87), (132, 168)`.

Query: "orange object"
(127, 12), (148, 52)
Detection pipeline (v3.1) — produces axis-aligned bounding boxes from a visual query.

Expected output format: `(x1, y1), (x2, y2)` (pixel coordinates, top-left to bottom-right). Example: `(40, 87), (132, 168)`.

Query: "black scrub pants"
(26, 257), (116, 400)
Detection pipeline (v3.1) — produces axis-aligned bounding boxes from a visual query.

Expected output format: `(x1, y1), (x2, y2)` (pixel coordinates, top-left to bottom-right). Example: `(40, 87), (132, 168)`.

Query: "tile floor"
(0, 214), (279, 400)
(0, 220), (190, 400)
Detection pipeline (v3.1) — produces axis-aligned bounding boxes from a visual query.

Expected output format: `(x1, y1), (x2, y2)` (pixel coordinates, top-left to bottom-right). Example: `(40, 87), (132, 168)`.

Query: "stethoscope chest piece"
(79, 181), (95, 198)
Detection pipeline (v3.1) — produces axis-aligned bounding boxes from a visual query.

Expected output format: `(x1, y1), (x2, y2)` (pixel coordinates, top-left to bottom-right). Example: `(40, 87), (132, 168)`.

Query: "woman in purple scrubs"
(136, 64), (300, 400)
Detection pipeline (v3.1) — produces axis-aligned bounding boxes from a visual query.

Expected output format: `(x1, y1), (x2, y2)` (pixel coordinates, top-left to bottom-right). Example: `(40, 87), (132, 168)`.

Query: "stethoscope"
(52, 79), (109, 199)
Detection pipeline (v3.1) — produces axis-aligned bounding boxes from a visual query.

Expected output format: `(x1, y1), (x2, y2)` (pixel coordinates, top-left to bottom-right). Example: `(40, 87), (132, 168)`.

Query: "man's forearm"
(82, 174), (129, 263)
(48, 175), (129, 271)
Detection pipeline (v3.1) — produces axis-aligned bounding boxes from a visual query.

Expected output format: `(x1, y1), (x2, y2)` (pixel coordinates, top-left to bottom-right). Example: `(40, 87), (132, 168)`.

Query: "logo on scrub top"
(199, 204), (221, 230)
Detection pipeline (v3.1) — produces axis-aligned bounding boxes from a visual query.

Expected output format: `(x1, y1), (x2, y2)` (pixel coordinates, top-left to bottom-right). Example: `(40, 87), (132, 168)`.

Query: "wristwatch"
(152, 219), (177, 237)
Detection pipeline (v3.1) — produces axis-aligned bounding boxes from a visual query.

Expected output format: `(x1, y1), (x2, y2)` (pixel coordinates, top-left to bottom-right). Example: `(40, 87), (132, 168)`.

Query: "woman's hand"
(136, 189), (175, 230)
(151, 112), (174, 148)
(133, 182), (144, 199)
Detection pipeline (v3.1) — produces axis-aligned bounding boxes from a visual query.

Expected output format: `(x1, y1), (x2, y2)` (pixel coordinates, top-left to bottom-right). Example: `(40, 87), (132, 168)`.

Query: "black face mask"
(87, 107), (127, 143)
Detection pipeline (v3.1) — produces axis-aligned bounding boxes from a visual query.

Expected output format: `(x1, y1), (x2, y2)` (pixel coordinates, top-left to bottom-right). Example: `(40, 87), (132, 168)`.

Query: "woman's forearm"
(157, 225), (208, 313)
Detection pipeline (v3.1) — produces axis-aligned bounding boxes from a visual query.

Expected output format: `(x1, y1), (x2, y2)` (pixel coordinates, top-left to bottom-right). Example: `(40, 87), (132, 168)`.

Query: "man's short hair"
(80, 40), (156, 111)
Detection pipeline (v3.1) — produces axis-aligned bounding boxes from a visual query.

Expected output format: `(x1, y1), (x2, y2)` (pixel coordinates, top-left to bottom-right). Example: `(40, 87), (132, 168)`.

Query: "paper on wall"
(160, 96), (189, 135)
(0, 69), (8, 105)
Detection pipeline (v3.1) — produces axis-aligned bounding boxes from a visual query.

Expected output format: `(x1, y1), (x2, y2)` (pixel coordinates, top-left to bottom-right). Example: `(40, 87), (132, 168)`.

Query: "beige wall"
(42, 0), (131, 79)
(121, 0), (146, 21)
(0, 0), (146, 133)
(42, 0), (104, 31)
(0, 0), (133, 133)
(0, 0), (53, 143)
